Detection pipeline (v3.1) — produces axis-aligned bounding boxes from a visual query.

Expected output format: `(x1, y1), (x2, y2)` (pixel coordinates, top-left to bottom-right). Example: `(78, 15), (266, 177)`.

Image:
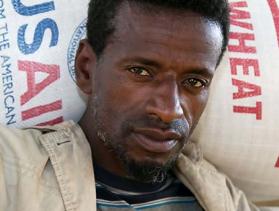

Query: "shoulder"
(175, 142), (259, 211)
(0, 121), (80, 168)
(0, 123), (77, 211)
(0, 124), (45, 161)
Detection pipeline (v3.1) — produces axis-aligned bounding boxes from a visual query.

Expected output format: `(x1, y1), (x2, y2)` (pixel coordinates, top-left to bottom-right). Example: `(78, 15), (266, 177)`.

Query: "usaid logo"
(67, 18), (87, 82)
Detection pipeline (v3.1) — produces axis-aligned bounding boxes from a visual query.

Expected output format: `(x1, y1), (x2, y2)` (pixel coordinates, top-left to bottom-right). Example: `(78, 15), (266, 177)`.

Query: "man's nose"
(146, 80), (184, 124)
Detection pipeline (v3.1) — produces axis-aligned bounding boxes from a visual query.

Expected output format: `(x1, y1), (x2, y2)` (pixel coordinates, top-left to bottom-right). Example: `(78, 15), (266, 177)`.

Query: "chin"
(121, 153), (179, 183)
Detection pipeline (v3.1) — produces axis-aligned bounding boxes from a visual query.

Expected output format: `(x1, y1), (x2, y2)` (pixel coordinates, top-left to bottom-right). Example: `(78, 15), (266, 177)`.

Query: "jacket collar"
(38, 121), (97, 211)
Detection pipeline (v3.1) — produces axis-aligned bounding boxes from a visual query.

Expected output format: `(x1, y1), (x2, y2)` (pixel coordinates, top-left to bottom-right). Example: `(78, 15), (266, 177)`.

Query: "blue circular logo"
(67, 18), (87, 82)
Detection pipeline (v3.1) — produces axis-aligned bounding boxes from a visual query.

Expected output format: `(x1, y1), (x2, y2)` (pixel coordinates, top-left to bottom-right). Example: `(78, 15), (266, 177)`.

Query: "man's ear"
(75, 39), (97, 95)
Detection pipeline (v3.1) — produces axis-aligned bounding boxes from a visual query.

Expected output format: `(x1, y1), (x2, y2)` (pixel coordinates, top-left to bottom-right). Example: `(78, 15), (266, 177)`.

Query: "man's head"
(76, 0), (229, 183)
(87, 0), (229, 64)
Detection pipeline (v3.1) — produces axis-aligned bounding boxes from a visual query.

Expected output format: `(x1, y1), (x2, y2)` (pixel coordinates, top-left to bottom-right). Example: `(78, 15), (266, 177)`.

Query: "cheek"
(197, 90), (210, 109)
(93, 75), (145, 133)
(182, 90), (209, 125)
(100, 77), (151, 115)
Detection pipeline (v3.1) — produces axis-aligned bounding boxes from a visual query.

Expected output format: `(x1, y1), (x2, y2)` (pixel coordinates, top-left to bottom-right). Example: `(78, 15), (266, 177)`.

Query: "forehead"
(104, 2), (223, 71)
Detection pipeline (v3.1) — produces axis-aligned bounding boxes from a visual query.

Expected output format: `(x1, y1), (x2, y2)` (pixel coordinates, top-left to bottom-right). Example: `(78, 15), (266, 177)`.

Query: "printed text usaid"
(1, 0), (63, 126)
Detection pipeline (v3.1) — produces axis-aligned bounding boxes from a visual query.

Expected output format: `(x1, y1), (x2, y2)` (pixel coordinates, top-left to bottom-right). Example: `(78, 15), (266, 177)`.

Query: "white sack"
(0, 0), (88, 127)
(191, 0), (279, 204)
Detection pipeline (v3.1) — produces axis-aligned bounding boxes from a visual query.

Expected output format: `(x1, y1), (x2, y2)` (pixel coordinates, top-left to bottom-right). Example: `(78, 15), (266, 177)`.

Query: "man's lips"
(132, 128), (182, 153)
(134, 128), (182, 140)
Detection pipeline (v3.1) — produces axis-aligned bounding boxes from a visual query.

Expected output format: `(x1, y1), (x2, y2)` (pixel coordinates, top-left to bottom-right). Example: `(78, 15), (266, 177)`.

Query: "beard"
(91, 95), (188, 184)
(121, 153), (179, 183)
(99, 129), (179, 183)
(95, 117), (185, 184)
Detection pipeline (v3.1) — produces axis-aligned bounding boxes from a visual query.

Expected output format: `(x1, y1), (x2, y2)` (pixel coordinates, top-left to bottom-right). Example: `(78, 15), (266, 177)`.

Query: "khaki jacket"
(0, 121), (259, 211)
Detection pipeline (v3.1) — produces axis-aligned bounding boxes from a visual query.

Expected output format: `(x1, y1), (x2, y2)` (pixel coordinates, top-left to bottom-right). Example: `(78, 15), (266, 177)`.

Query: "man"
(0, 0), (259, 211)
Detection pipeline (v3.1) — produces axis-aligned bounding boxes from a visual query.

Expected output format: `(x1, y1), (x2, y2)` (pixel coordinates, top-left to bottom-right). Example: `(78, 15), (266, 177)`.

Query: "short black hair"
(87, 0), (230, 64)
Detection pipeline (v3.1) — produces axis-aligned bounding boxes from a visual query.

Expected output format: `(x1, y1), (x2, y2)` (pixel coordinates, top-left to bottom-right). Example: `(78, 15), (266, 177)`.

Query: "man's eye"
(183, 78), (207, 88)
(128, 67), (151, 76)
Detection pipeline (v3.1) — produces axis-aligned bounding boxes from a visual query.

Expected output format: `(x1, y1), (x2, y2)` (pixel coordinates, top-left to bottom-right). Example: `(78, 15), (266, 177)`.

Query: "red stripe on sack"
(275, 157), (279, 168)
(37, 117), (64, 126)
(21, 100), (62, 121)
(267, 0), (279, 47)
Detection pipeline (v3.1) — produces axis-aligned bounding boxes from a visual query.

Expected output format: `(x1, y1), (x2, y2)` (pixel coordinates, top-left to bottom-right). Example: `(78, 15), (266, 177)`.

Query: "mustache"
(124, 115), (189, 139)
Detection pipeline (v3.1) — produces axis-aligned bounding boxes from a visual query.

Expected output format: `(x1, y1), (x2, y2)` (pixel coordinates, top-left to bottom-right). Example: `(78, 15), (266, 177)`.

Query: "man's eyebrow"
(120, 57), (214, 77)
(186, 68), (214, 78)
(120, 57), (162, 68)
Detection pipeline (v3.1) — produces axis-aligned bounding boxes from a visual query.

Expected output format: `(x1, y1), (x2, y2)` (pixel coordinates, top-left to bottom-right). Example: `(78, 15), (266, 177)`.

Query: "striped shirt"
(94, 165), (203, 211)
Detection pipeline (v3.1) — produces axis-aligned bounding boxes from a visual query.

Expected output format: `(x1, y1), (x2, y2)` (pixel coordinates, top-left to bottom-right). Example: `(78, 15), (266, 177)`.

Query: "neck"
(79, 110), (128, 178)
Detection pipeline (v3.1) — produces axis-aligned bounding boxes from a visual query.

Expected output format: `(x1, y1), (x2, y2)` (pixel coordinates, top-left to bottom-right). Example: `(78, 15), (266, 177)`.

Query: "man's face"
(78, 3), (223, 182)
